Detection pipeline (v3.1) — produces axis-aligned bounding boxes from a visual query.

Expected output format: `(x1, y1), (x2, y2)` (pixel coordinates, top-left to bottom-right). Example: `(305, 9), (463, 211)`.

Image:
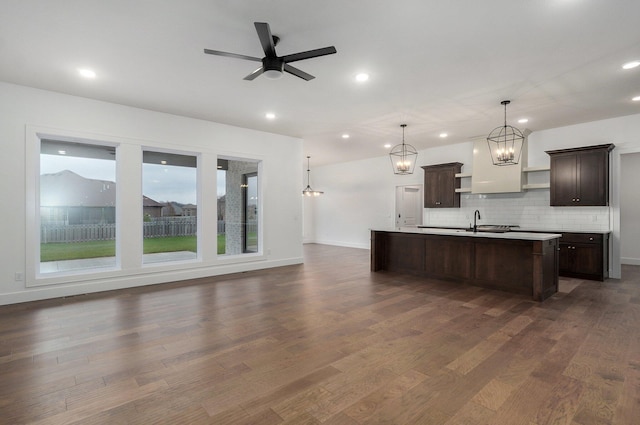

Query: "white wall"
(0, 82), (304, 305)
(306, 113), (640, 279)
(621, 153), (640, 265)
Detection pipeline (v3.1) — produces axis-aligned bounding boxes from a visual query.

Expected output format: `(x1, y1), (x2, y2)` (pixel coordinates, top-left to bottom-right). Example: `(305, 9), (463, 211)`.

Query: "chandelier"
(389, 124), (418, 175)
(486, 100), (524, 166)
(302, 156), (323, 197)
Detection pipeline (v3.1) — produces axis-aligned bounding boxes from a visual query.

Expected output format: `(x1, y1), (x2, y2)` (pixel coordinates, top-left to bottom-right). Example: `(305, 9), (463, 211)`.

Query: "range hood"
(471, 136), (529, 194)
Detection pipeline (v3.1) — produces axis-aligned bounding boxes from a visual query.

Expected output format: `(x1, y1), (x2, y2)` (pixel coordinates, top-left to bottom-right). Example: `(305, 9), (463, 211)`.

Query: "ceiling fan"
(204, 22), (337, 81)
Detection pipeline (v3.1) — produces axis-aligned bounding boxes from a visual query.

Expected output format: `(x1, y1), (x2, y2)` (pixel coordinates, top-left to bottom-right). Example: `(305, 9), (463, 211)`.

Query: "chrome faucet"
(473, 210), (481, 233)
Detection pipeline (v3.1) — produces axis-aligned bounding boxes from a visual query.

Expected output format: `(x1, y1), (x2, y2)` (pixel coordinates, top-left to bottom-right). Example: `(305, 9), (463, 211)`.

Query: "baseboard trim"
(621, 257), (640, 266)
(0, 256), (304, 306)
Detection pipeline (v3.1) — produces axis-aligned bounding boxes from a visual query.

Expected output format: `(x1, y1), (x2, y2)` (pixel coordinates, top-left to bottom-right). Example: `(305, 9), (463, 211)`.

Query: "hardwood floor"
(1, 244), (639, 424)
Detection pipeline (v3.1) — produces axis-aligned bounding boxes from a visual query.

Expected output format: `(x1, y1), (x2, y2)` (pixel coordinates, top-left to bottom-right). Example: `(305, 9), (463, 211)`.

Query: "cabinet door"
(424, 168), (442, 207)
(558, 242), (572, 273)
(572, 243), (602, 276)
(550, 154), (577, 206)
(576, 149), (608, 206)
(422, 163), (461, 208)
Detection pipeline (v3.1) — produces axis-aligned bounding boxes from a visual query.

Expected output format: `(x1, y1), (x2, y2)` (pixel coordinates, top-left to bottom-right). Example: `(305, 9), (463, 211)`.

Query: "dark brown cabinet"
(371, 230), (559, 301)
(546, 144), (614, 206)
(422, 162), (462, 208)
(558, 232), (609, 281)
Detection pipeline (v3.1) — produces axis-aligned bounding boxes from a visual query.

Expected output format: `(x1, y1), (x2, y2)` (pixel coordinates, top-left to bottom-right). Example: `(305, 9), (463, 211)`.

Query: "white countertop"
(373, 227), (562, 241)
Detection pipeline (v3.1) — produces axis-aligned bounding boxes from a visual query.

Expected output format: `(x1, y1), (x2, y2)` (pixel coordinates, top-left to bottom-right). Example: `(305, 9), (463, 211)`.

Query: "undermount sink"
(467, 225), (511, 233)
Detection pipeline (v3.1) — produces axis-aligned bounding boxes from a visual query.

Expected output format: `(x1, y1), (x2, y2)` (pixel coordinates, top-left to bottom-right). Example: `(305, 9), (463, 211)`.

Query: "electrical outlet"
(15, 272), (23, 281)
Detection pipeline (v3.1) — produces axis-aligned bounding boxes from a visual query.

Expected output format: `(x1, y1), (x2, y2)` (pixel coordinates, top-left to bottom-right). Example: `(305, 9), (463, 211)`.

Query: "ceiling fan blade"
(284, 64), (315, 81)
(243, 66), (265, 81)
(282, 46), (337, 63)
(204, 49), (261, 62)
(254, 22), (276, 57)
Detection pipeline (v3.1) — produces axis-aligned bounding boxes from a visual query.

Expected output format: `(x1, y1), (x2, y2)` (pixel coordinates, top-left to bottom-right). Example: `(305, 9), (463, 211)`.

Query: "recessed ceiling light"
(632, 95), (640, 102)
(384, 143), (392, 148)
(355, 73), (369, 82)
(160, 160), (167, 165)
(518, 118), (529, 124)
(439, 133), (448, 138)
(265, 112), (276, 120)
(342, 134), (350, 139)
(77, 68), (96, 79)
(622, 60), (640, 70)
(58, 150), (66, 155)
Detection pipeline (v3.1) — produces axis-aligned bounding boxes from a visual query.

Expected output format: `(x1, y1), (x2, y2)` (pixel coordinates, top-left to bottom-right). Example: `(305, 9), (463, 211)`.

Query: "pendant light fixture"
(302, 156), (324, 197)
(486, 100), (524, 166)
(389, 124), (418, 175)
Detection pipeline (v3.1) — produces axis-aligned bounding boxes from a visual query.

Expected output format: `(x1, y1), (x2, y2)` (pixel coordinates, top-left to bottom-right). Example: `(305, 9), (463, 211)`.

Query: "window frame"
(26, 126), (122, 287)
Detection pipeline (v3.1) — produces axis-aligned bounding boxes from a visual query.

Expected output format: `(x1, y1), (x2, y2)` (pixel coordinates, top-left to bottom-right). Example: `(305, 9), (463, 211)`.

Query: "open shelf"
(522, 183), (550, 190)
(523, 166), (550, 172)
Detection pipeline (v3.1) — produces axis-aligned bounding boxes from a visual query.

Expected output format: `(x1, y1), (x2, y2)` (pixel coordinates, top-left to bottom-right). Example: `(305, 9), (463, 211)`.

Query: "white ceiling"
(2, 0), (639, 166)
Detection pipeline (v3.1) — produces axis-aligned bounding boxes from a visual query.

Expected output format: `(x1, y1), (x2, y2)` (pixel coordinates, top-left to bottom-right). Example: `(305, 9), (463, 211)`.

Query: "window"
(142, 151), (198, 264)
(217, 158), (260, 256)
(39, 140), (117, 273)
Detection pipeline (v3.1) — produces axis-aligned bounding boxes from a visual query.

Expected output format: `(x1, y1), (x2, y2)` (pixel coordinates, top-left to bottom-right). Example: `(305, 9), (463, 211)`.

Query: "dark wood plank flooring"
(1, 244), (639, 424)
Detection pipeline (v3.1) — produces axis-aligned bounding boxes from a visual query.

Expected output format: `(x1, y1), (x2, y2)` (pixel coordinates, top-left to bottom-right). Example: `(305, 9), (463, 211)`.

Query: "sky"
(40, 154), (228, 204)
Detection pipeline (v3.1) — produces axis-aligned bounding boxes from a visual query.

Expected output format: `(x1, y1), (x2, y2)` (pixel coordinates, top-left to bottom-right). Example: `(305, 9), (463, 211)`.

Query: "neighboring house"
(40, 170), (116, 225)
(161, 201), (198, 217)
(143, 196), (163, 218)
(40, 170), (163, 224)
(182, 204), (197, 217)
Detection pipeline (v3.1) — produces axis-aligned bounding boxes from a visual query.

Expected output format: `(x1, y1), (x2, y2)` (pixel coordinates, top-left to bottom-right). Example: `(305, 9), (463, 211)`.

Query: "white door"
(396, 185), (423, 227)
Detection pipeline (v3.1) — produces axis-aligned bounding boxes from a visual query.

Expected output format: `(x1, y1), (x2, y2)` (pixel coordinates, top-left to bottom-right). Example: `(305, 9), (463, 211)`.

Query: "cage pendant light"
(302, 156), (324, 197)
(486, 100), (524, 166)
(389, 124), (418, 175)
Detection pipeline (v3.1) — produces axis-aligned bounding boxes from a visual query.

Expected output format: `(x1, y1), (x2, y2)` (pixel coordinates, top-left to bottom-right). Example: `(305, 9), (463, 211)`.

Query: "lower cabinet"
(558, 232), (608, 281)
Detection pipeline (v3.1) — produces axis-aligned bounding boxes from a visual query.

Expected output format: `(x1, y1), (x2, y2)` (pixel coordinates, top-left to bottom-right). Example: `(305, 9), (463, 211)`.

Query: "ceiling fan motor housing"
(263, 56), (283, 72)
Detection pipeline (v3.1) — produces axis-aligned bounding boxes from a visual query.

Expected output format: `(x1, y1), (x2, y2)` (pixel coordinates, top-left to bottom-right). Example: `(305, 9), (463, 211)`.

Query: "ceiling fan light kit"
(486, 100), (524, 166)
(204, 22), (337, 81)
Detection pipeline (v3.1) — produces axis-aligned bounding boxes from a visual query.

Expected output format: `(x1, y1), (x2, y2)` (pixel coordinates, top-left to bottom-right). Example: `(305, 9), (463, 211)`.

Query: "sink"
(467, 225), (511, 233)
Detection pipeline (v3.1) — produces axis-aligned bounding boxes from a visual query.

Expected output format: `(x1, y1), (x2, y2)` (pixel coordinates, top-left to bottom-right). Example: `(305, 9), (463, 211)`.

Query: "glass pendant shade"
(302, 156), (323, 196)
(487, 100), (524, 166)
(389, 124), (418, 175)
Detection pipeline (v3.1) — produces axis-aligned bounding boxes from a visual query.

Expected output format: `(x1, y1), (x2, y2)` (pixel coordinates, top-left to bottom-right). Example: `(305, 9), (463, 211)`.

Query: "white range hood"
(471, 136), (529, 194)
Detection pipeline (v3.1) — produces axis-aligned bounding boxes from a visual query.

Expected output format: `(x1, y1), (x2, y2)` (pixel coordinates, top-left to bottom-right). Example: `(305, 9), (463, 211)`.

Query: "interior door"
(396, 185), (423, 227)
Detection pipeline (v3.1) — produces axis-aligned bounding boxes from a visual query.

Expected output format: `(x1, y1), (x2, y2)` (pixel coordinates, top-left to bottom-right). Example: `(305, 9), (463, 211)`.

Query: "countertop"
(374, 227), (562, 241)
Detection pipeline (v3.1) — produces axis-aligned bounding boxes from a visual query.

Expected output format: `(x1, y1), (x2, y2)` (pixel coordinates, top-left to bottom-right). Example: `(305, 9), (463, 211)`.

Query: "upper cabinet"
(422, 162), (463, 208)
(546, 144), (614, 206)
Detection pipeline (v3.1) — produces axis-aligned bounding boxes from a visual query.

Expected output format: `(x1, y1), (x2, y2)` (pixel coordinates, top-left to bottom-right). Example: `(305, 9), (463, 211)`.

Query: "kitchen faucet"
(473, 210), (481, 233)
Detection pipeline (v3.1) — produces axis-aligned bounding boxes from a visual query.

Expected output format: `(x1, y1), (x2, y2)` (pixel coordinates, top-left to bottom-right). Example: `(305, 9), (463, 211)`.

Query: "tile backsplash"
(424, 190), (610, 232)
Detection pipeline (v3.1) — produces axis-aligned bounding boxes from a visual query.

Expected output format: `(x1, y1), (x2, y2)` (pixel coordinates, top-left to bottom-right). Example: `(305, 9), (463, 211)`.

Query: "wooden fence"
(41, 217), (254, 243)
(41, 223), (117, 244)
(143, 217), (197, 238)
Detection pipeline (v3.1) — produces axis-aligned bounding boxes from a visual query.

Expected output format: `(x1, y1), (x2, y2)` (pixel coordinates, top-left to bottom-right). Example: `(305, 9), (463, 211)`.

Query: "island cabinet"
(422, 162), (463, 208)
(558, 232), (609, 281)
(546, 144), (614, 206)
(371, 230), (559, 301)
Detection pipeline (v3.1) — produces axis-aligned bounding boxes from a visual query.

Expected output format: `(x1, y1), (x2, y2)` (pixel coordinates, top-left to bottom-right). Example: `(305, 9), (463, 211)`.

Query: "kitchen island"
(371, 228), (561, 301)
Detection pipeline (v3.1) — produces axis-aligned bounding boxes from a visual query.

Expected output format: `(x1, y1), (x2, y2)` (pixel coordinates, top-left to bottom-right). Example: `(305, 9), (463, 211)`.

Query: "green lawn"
(41, 235), (226, 261)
